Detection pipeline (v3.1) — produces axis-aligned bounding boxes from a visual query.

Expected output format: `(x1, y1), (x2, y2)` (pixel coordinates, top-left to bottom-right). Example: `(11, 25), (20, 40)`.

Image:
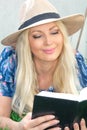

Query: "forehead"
(29, 22), (58, 32)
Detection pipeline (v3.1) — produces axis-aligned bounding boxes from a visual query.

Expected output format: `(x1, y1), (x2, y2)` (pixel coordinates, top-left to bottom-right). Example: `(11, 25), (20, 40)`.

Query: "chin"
(44, 57), (58, 62)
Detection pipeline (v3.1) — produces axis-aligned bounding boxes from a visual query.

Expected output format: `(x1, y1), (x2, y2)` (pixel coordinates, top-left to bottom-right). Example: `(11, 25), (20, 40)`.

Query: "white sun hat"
(1, 0), (84, 46)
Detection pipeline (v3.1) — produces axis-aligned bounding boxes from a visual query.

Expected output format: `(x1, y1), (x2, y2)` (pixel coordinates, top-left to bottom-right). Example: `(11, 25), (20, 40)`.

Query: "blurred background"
(0, 0), (87, 60)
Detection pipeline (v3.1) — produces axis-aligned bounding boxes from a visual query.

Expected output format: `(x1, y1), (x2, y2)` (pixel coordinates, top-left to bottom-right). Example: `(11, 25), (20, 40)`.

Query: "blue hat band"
(18, 12), (60, 30)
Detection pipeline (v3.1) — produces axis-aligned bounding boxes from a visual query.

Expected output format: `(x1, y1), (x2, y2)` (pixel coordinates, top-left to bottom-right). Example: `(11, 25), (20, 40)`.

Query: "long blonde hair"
(53, 22), (80, 93)
(12, 29), (37, 116)
(12, 21), (80, 116)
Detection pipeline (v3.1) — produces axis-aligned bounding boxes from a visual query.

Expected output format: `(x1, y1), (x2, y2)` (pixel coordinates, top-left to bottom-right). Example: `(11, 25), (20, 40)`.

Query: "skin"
(29, 22), (63, 62)
(28, 22), (64, 90)
(0, 22), (87, 130)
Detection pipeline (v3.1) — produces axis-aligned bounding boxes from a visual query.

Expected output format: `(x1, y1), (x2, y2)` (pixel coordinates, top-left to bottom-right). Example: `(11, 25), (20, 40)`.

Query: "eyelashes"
(51, 31), (59, 35)
(32, 30), (60, 39)
(32, 35), (41, 39)
(51, 29), (61, 34)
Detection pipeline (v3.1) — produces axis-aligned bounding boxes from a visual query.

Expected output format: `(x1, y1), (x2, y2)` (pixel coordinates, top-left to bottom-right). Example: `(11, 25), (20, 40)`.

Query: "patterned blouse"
(0, 47), (17, 97)
(0, 46), (87, 97)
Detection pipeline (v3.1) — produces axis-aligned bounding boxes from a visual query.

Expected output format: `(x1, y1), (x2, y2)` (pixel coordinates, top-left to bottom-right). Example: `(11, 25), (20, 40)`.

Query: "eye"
(32, 34), (42, 39)
(51, 29), (60, 35)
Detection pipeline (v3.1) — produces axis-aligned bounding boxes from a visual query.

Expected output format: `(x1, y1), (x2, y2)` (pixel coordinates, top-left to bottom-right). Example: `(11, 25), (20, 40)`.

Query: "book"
(32, 87), (87, 130)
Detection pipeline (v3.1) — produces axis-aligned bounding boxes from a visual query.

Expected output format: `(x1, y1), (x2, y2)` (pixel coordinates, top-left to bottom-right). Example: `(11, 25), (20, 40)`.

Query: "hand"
(73, 118), (87, 130)
(64, 118), (87, 130)
(18, 112), (60, 130)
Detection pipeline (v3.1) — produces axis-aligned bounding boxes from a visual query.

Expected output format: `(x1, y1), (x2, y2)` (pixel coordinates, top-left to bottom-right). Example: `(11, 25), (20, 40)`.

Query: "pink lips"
(43, 48), (55, 54)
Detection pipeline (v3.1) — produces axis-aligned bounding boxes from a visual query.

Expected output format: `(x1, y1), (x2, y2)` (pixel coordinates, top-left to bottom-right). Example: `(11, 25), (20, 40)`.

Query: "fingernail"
(81, 118), (85, 122)
(54, 119), (60, 123)
(49, 115), (55, 119)
(80, 118), (86, 125)
(64, 126), (69, 130)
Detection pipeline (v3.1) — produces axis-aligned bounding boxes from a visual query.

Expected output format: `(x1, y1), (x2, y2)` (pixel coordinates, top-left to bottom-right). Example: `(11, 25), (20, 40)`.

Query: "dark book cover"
(32, 91), (87, 129)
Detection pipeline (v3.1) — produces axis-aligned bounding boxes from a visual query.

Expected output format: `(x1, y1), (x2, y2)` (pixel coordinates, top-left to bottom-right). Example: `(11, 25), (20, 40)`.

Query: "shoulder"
(75, 51), (87, 88)
(0, 47), (17, 97)
(0, 46), (17, 79)
(0, 46), (17, 71)
(0, 46), (16, 61)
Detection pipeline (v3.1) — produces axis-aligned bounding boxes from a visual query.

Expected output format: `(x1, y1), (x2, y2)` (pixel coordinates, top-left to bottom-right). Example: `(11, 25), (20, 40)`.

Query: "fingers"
(20, 114), (60, 130)
(73, 123), (79, 130)
(31, 115), (59, 128)
(35, 118), (59, 130)
(64, 126), (70, 130)
(20, 113), (87, 130)
(48, 127), (61, 130)
(73, 118), (87, 130)
(80, 118), (87, 130)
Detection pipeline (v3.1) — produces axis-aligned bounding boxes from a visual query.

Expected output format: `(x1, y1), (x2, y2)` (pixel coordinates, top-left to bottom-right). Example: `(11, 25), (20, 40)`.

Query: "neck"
(34, 59), (58, 90)
(34, 59), (57, 75)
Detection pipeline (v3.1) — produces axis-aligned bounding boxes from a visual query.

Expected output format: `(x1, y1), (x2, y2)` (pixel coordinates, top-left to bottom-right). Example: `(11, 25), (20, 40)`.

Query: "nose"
(44, 34), (53, 45)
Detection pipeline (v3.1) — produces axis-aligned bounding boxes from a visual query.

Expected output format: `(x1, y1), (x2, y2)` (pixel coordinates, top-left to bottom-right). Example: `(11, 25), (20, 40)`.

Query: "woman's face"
(28, 22), (64, 62)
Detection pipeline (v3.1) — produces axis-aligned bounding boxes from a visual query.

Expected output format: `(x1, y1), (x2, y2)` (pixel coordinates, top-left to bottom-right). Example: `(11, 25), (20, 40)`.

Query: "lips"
(43, 48), (55, 54)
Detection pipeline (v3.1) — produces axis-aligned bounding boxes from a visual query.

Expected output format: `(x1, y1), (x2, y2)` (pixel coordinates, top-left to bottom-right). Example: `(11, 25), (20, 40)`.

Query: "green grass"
(0, 128), (10, 130)
(0, 125), (10, 130)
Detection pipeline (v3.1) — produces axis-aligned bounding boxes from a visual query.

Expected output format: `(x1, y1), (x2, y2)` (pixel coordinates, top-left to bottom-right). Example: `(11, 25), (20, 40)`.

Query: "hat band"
(18, 12), (60, 30)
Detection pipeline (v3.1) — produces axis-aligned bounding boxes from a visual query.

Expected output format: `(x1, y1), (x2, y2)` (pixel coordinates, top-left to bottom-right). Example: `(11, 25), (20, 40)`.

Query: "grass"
(0, 128), (10, 130)
(0, 127), (10, 130)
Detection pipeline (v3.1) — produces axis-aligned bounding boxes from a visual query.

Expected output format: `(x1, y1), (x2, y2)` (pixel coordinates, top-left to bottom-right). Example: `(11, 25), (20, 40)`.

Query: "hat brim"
(1, 14), (84, 46)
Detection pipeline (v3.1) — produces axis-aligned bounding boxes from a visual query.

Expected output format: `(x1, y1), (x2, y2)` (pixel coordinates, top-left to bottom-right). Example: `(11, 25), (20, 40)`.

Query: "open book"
(32, 87), (87, 130)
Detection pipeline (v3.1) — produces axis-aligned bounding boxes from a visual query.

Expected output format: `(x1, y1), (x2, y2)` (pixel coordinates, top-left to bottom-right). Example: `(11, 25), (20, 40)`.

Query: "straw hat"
(1, 0), (84, 46)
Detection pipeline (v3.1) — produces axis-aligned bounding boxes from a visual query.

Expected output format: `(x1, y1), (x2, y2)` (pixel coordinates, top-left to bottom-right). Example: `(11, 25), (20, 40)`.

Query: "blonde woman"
(0, 0), (86, 129)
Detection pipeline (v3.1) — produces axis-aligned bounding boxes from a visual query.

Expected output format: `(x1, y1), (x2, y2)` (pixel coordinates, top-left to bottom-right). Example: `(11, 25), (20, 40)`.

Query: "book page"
(79, 87), (87, 102)
(37, 91), (78, 101)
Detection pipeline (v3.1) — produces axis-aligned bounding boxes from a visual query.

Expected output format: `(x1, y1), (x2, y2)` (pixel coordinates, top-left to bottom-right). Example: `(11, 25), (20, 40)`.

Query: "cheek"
(30, 42), (42, 55)
(29, 37), (44, 54)
(30, 44), (37, 53)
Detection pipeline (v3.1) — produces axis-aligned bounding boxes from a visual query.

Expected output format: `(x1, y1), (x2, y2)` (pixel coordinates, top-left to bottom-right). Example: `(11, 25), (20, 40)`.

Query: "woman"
(0, 0), (86, 129)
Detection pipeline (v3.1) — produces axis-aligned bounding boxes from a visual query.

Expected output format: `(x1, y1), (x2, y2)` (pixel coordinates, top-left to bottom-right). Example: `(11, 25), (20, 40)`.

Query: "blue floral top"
(75, 52), (87, 88)
(0, 47), (17, 97)
(0, 47), (87, 97)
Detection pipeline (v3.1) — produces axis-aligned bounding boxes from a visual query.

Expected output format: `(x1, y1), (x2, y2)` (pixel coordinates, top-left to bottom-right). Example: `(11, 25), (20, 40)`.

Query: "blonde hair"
(53, 22), (80, 93)
(12, 21), (80, 116)
(12, 30), (37, 116)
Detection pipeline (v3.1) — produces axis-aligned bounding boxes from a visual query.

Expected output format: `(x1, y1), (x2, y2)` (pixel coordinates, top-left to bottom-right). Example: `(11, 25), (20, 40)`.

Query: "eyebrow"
(30, 25), (58, 33)
(49, 25), (58, 30)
